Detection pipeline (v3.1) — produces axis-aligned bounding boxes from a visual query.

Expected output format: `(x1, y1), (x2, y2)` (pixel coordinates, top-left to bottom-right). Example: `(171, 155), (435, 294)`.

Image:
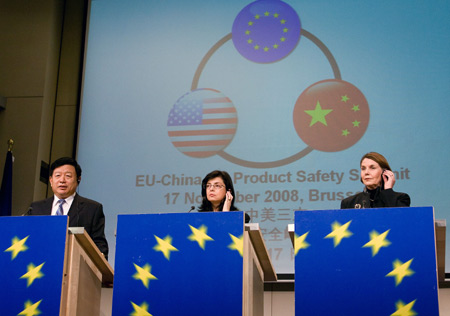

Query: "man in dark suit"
(28, 157), (108, 259)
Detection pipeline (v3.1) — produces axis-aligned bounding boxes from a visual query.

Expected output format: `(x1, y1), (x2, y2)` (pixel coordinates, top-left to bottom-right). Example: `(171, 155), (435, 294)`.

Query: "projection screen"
(77, 0), (450, 272)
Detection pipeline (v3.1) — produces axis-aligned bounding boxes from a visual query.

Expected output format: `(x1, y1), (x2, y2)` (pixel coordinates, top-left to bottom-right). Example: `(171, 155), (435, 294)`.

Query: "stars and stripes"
(168, 88), (238, 158)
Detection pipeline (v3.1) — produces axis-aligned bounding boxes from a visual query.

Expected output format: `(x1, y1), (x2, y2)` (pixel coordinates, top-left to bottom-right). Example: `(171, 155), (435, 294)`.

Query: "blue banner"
(112, 212), (244, 316)
(0, 216), (68, 315)
(295, 207), (439, 315)
(0, 151), (13, 216)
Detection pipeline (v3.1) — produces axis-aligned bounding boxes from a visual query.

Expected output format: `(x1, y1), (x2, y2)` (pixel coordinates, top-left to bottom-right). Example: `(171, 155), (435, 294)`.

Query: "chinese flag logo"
(293, 79), (369, 152)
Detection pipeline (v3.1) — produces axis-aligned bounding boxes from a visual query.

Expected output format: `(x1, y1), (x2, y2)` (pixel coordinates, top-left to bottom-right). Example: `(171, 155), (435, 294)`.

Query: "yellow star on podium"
(153, 235), (178, 260)
(294, 232), (310, 255)
(188, 225), (214, 250)
(363, 229), (391, 256)
(386, 259), (414, 286)
(18, 300), (42, 316)
(133, 263), (157, 288)
(130, 301), (153, 316)
(325, 220), (353, 247)
(391, 299), (417, 316)
(228, 234), (244, 256)
(20, 262), (45, 287)
(5, 236), (29, 260)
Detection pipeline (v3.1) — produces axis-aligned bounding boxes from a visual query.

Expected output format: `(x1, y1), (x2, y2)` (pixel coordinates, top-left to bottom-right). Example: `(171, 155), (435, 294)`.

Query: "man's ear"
(77, 177), (81, 184)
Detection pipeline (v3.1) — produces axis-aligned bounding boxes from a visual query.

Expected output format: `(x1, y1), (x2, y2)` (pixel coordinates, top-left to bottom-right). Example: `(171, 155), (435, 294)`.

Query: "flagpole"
(7, 138), (13, 152)
(0, 139), (14, 216)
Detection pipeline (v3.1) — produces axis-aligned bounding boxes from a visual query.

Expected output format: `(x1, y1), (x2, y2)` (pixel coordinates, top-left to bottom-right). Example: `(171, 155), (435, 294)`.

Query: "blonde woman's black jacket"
(340, 188), (410, 209)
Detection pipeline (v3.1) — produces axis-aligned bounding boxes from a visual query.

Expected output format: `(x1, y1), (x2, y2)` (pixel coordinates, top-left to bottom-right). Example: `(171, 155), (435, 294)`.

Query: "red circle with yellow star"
(293, 79), (369, 152)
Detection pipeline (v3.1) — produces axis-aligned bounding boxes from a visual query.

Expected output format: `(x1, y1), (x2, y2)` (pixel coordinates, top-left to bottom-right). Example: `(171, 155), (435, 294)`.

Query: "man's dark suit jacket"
(28, 194), (109, 259)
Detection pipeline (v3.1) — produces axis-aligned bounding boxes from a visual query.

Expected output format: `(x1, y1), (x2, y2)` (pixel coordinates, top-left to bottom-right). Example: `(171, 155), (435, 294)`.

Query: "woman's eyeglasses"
(205, 184), (225, 190)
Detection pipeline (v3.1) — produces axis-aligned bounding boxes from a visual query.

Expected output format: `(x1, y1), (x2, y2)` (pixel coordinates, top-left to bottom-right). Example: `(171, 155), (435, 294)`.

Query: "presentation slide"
(77, 0), (450, 272)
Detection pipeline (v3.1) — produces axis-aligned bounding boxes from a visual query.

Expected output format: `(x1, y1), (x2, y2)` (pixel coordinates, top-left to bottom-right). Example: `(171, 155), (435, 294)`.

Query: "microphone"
(22, 207), (33, 216)
(361, 187), (370, 209)
(76, 198), (80, 227)
(188, 206), (195, 213)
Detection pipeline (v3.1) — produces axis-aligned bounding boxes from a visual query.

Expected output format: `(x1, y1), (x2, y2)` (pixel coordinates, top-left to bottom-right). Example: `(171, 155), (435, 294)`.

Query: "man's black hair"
(50, 157), (82, 179)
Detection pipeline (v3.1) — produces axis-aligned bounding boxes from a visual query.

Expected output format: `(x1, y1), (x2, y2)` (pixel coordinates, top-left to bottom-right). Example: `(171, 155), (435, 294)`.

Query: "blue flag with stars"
(112, 212), (244, 316)
(294, 207), (439, 316)
(0, 150), (13, 216)
(0, 215), (68, 316)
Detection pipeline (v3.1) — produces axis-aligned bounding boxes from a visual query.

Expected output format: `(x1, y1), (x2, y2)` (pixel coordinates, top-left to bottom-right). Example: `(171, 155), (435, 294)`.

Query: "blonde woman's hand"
(383, 170), (395, 189)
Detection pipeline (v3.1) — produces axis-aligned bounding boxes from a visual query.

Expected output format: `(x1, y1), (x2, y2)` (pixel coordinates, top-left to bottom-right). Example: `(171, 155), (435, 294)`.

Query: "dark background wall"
(0, 0), (87, 214)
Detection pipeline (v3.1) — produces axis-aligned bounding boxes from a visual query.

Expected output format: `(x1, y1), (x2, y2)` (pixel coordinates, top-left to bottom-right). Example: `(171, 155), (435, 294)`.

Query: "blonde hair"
(360, 152), (392, 171)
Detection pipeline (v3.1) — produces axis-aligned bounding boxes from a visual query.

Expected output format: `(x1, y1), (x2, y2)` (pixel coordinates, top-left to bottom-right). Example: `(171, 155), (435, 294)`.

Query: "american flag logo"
(168, 88), (238, 158)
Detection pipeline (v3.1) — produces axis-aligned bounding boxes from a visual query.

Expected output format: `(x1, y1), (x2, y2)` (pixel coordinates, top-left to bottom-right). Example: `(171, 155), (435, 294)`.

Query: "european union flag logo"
(231, 0), (301, 63)
(295, 207), (439, 316)
(0, 216), (67, 315)
(112, 212), (244, 316)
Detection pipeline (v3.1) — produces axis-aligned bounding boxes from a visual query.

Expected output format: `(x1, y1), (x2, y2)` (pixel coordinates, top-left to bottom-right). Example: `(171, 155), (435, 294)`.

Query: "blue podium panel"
(0, 216), (68, 315)
(294, 207), (439, 316)
(112, 212), (244, 316)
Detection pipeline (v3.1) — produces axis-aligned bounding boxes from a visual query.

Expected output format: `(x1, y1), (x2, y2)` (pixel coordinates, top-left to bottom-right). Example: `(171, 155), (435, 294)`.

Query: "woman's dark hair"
(198, 170), (238, 212)
(50, 157), (82, 180)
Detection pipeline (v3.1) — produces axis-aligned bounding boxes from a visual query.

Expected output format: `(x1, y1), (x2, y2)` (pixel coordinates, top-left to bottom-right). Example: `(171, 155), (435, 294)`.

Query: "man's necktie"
(56, 199), (65, 215)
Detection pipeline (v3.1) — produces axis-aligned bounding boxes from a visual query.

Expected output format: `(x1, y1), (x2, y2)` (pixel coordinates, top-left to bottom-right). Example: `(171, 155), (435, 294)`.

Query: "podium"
(244, 223), (277, 315)
(435, 219), (446, 285)
(292, 206), (439, 316)
(62, 227), (114, 315)
(112, 212), (276, 316)
(0, 215), (113, 316)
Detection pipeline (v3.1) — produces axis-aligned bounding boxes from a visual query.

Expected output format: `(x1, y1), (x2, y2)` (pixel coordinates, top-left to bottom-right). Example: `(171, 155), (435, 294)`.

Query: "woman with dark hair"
(341, 152), (410, 209)
(198, 170), (250, 222)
